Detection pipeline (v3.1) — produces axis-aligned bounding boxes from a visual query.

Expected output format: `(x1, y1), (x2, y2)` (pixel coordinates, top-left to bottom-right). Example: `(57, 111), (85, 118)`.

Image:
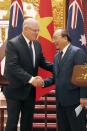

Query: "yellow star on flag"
(36, 14), (53, 42)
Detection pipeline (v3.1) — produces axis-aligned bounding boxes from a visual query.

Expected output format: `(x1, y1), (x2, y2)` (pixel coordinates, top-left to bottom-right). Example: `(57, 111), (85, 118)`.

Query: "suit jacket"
(3, 34), (53, 100)
(44, 44), (87, 106)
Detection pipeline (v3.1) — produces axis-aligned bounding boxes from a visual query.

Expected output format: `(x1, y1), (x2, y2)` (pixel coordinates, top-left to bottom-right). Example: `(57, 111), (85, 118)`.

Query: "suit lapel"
(60, 44), (72, 69)
(19, 34), (30, 51)
(55, 53), (60, 74)
(55, 44), (72, 73)
(19, 34), (33, 66)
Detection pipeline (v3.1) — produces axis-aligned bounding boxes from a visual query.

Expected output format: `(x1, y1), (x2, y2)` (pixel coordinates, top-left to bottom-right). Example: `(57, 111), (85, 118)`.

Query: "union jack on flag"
(67, 0), (87, 52)
(8, 0), (24, 40)
(0, 0), (24, 75)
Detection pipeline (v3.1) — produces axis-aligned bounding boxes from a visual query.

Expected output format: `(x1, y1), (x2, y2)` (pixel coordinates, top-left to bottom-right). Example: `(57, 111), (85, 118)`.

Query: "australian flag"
(67, 0), (87, 53)
(8, 0), (24, 40)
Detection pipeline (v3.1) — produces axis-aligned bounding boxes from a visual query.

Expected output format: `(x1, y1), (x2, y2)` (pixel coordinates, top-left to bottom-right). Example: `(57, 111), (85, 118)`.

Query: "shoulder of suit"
(70, 44), (86, 57)
(54, 52), (59, 59)
(34, 40), (42, 48)
(34, 40), (40, 44)
(8, 35), (20, 44)
(70, 44), (81, 51)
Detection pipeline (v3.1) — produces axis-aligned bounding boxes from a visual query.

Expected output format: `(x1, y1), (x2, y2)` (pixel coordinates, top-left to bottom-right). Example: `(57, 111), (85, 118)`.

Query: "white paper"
(75, 104), (83, 117)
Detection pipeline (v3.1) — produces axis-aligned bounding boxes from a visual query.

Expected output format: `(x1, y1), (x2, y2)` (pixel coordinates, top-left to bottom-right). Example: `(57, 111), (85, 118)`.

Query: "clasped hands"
(80, 98), (87, 109)
(32, 77), (87, 108)
(31, 76), (44, 87)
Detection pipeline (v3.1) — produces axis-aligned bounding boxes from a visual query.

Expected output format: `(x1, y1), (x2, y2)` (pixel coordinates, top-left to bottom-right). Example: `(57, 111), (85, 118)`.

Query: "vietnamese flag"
(36, 0), (56, 101)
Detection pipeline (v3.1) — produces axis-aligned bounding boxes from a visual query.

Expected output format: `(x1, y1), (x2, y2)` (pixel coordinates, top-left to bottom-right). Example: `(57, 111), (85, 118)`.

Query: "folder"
(72, 65), (87, 87)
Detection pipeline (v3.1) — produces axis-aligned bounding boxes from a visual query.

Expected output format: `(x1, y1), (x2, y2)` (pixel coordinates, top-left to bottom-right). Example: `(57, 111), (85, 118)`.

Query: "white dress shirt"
(22, 33), (35, 67)
(61, 43), (70, 58)
(22, 33), (36, 83)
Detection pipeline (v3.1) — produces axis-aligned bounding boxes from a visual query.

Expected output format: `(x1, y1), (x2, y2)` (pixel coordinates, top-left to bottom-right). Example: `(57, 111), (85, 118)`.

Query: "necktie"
(58, 51), (63, 65)
(28, 41), (33, 63)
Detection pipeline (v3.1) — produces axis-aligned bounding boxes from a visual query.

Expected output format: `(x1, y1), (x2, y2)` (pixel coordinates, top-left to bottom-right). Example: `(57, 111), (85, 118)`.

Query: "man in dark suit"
(42, 29), (87, 131)
(3, 18), (53, 131)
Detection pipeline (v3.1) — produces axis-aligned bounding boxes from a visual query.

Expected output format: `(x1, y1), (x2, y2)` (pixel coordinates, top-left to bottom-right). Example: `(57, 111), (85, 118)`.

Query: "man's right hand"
(31, 76), (44, 87)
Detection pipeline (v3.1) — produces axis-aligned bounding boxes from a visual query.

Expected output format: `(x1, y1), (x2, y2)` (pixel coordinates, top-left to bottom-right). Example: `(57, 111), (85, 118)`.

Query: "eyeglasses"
(28, 27), (40, 33)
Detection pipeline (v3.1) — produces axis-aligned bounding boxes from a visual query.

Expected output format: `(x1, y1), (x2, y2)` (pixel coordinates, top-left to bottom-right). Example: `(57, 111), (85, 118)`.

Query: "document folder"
(72, 65), (87, 87)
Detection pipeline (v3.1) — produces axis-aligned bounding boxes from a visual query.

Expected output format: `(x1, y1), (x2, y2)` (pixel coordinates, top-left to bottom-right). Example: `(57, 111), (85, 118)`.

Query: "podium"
(72, 65), (87, 87)
(0, 75), (8, 86)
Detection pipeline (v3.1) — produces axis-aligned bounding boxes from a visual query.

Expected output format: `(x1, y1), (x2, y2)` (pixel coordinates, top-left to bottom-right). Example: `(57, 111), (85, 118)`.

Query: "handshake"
(31, 76), (44, 87)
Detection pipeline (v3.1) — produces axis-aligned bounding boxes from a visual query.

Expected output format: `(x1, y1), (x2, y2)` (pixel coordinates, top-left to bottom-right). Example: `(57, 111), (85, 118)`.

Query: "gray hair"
(23, 18), (39, 31)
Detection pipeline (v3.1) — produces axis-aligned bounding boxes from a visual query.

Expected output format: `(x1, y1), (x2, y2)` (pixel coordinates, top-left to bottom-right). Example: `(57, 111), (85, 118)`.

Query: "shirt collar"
(22, 33), (30, 44)
(62, 43), (70, 55)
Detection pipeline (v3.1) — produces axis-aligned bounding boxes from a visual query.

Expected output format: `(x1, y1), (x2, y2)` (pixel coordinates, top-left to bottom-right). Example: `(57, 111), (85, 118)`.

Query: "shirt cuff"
(28, 76), (35, 84)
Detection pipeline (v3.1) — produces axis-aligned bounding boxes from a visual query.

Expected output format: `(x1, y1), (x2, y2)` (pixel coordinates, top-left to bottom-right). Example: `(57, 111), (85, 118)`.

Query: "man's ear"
(64, 37), (67, 41)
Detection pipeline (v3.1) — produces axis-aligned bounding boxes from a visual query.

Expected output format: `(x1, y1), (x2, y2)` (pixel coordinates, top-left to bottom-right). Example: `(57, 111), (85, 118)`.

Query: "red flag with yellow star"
(36, 0), (56, 101)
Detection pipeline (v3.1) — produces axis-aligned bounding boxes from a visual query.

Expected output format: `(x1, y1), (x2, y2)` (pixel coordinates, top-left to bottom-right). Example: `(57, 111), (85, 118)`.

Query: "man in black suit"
(3, 18), (53, 131)
(40, 29), (87, 131)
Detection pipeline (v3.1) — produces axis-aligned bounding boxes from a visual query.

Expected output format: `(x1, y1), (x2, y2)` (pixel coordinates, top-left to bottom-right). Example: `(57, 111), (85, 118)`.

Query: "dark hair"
(61, 29), (71, 42)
